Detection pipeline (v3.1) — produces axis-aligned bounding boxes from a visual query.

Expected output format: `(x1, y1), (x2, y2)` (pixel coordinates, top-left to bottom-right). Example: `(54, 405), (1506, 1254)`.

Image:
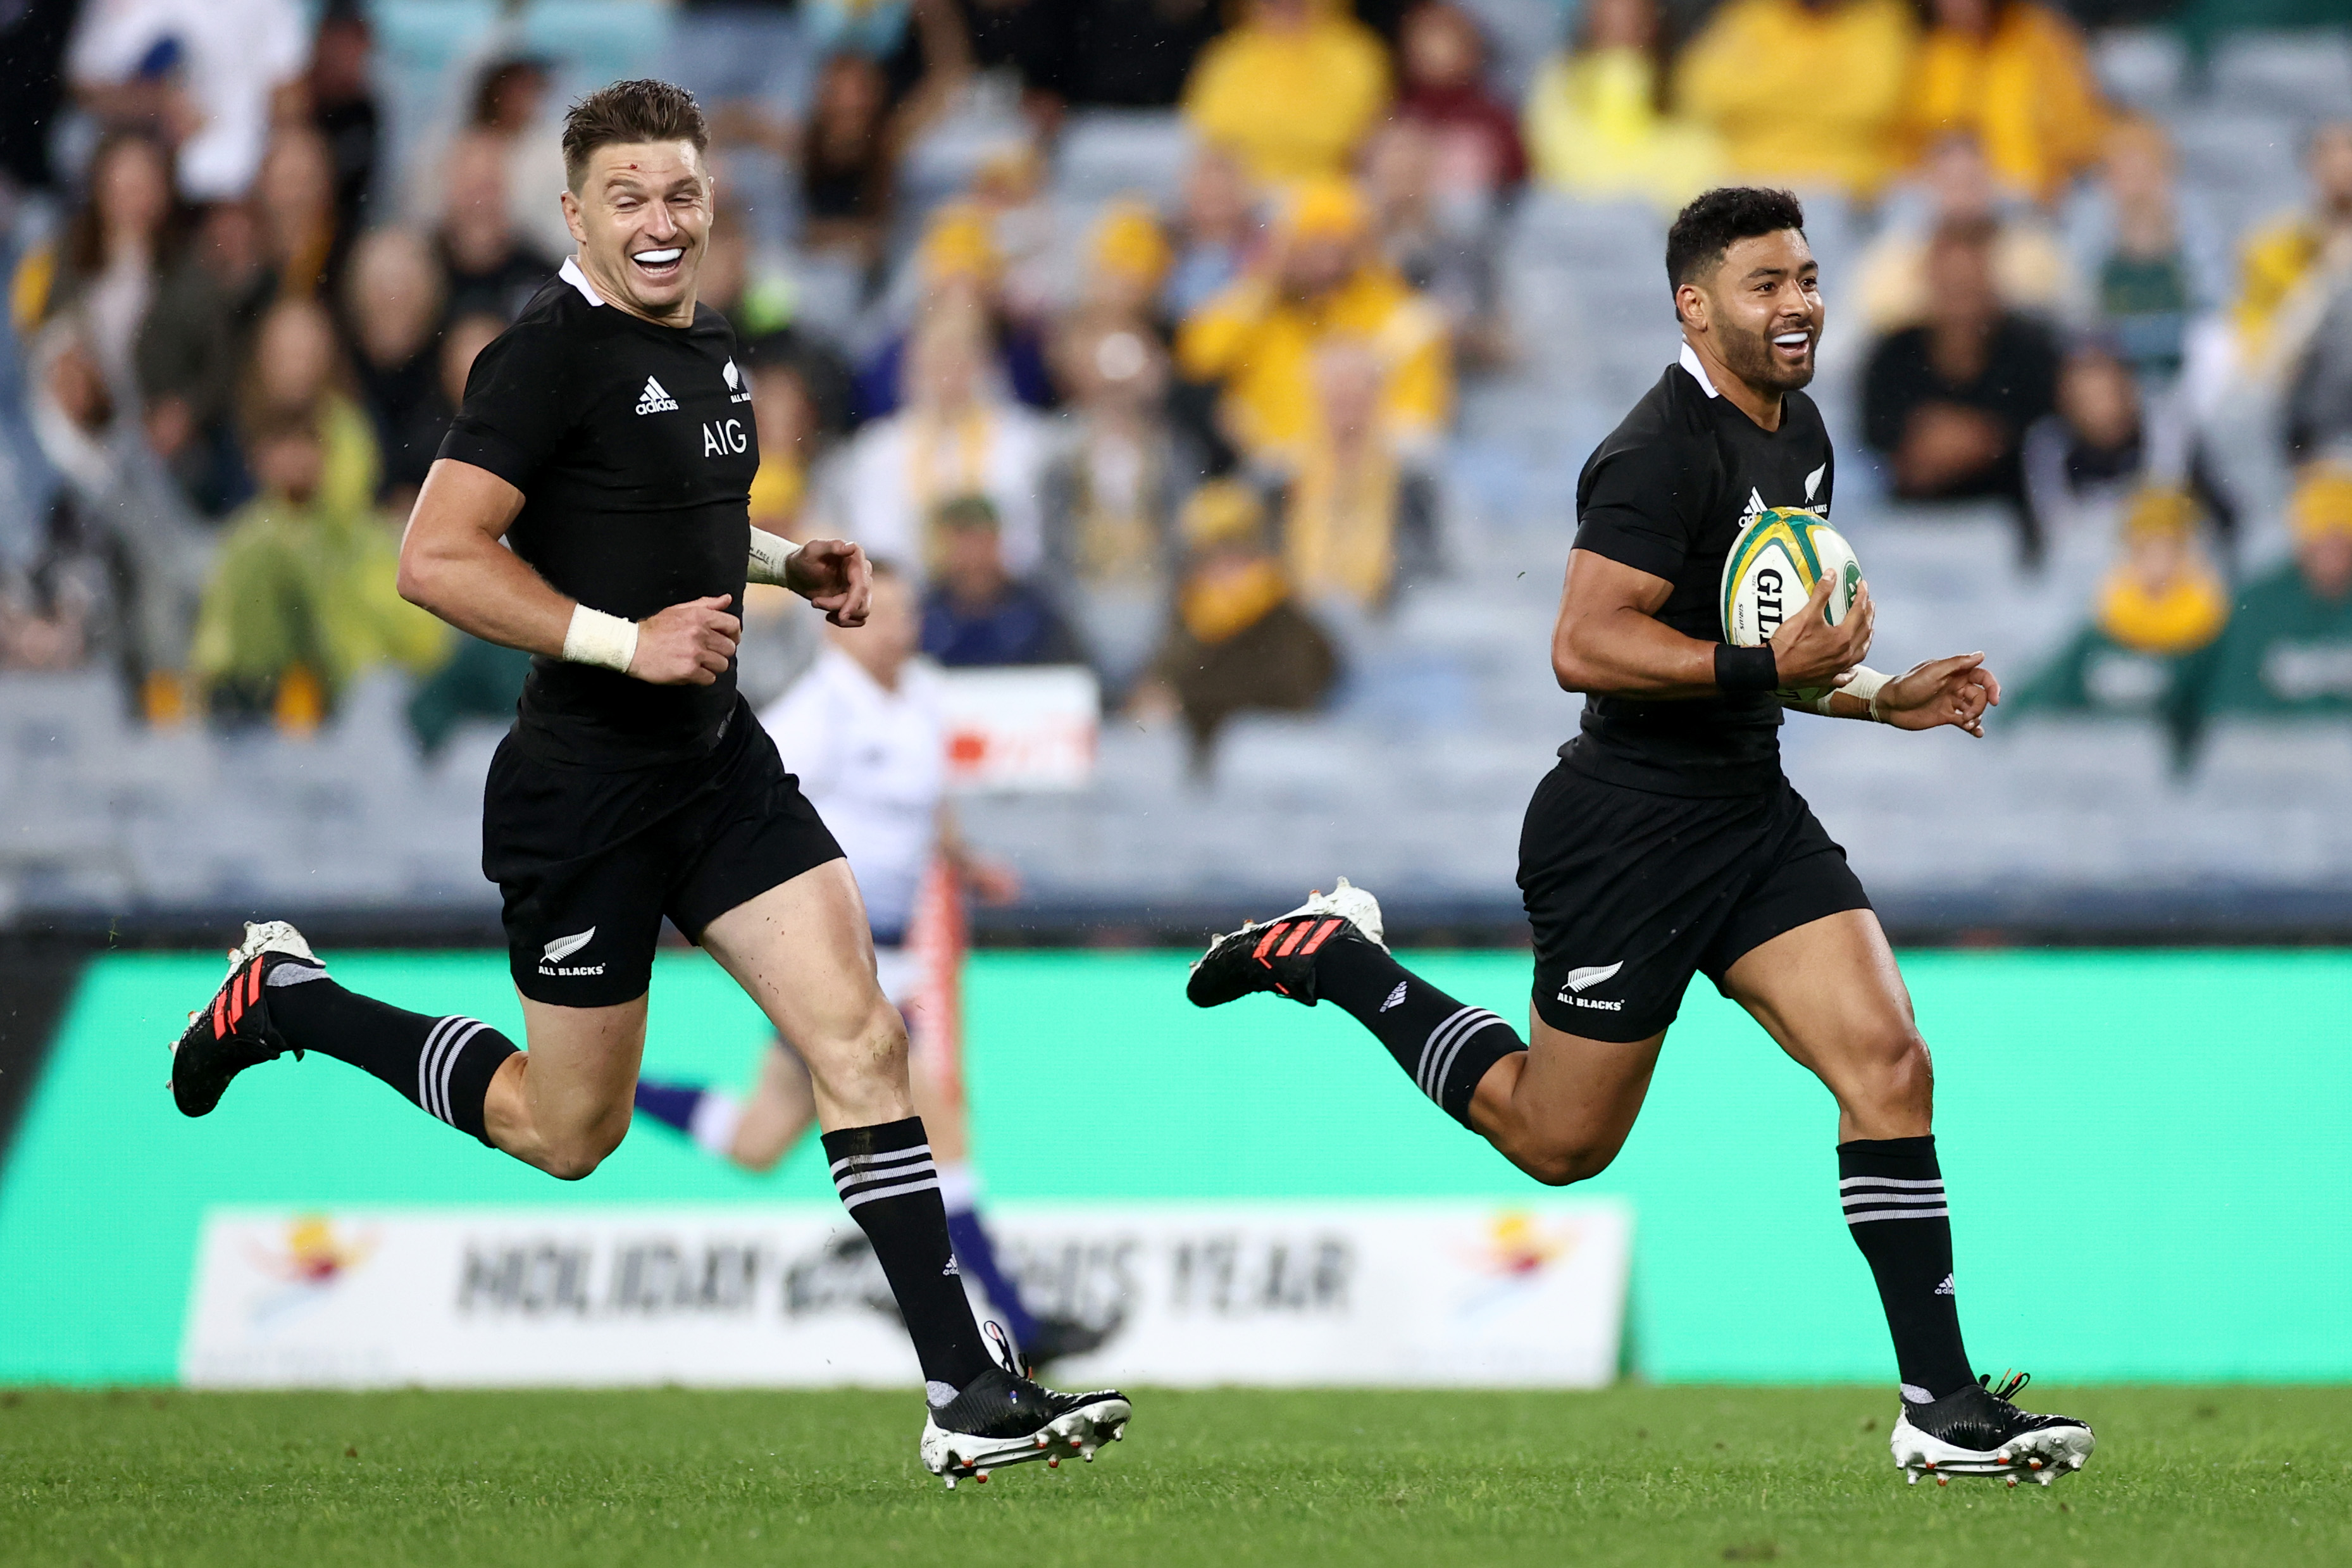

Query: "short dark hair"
(561, 78), (708, 191)
(1665, 187), (1807, 297)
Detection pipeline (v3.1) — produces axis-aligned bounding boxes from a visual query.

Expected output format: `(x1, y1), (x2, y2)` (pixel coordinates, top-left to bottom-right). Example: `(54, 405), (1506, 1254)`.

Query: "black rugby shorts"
(1517, 763), (1870, 1042)
(482, 699), (843, 1006)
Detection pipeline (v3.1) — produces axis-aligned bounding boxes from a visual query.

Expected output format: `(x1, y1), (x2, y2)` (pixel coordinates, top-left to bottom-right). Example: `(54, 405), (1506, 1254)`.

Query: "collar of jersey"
(559, 256), (605, 307)
(1677, 342), (1720, 399)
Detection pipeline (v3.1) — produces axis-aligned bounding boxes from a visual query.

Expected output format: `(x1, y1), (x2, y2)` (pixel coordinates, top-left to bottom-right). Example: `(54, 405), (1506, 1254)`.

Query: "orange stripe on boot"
(1298, 918), (1343, 954)
(1274, 921), (1314, 958)
(1252, 924), (1289, 961)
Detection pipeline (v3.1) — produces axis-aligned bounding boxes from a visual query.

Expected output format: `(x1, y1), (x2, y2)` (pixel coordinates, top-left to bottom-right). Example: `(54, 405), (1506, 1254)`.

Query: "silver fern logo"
(1563, 961), (1622, 993)
(542, 929), (595, 964)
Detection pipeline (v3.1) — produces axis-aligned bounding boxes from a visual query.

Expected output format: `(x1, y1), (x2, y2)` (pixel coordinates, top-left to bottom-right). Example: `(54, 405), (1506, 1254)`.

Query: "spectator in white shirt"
(68, 0), (309, 201)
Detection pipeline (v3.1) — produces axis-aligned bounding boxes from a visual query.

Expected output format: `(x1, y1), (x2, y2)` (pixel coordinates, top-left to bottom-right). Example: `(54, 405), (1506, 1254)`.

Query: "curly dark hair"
(561, 78), (708, 191)
(1665, 187), (1807, 297)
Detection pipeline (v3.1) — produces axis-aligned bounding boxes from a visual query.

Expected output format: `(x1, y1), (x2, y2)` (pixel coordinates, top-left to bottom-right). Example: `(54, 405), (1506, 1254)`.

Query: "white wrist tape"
(562, 604), (638, 675)
(747, 528), (795, 587)
(1843, 665), (1891, 721)
(1808, 666), (1891, 718)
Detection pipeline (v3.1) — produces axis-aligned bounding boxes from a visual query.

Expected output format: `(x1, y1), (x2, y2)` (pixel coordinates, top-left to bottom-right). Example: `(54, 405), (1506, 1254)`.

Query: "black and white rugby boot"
(1892, 1371), (2095, 1488)
(1186, 878), (1386, 1008)
(920, 1324), (1131, 1488)
(169, 921), (325, 1117)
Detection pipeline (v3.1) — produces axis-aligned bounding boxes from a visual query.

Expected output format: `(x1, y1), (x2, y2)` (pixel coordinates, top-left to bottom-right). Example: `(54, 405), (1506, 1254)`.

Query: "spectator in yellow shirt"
(1676, 0), (1917, 199)
(2232, 122), (2352, 366)
(1174, 179), (1452, 476)
(1181, 0), (1390, 186)
(1904, 0), (2108, 204)
(1522, 0), (1724, 213)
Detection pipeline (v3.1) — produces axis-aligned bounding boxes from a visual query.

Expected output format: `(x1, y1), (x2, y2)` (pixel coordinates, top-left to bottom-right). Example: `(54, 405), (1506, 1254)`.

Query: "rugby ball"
(1720, 508), (1862, 702)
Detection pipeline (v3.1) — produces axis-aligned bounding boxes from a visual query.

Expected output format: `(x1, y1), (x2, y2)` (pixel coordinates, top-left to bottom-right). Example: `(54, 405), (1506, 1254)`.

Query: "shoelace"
(981, 1319), (1034, 1382)
(1983, 1369), (2031, 1406)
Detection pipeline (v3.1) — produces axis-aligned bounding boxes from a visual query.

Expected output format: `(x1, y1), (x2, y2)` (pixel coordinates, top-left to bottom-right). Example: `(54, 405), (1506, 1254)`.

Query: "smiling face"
(561, 139), (714, 327)
(1679, 228), (1822, 395)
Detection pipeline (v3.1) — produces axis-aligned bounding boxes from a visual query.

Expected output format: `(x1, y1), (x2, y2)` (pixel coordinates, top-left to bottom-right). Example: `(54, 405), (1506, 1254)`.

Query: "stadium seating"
(5, 11), (2351, 938)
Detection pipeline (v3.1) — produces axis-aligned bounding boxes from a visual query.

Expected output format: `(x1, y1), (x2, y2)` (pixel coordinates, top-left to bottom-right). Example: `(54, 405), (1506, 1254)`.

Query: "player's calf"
(1486, 1123), (1627, 1188)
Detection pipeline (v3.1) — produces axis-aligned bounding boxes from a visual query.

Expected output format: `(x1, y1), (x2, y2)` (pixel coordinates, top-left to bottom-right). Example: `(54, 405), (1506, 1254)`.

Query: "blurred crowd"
(0, 0), (2349, 774)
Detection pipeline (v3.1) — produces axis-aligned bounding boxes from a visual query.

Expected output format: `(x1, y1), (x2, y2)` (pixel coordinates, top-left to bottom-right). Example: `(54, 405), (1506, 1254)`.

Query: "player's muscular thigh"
(1721, 909), (1931, 1139)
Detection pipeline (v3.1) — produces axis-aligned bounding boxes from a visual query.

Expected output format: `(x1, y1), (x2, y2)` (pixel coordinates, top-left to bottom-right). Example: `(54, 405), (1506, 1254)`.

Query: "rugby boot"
(921, 1325), (1131, 1488)
(169, 921), (324, 1117)
(1891, 1371), (2095, 1488)
(1186, 878), (1386, 1008)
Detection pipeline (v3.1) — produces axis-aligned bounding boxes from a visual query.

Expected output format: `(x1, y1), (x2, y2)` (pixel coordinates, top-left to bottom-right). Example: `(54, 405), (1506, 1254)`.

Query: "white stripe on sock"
(840, 1174), (942, 1211)
(837, 1161), (938, 1202)
(433, 1021), (485, 1126)
(1426, 1012), (1505, 1106)
(1838, 1175), (1945, 1190)
(417, 1016), (463, 1121)
(1840, 1190), (1947, 1208)
(1415, 1007), (1479, 1096)
(828, 1143), (934, 1179)
(1845, 1206), (1950, 1224)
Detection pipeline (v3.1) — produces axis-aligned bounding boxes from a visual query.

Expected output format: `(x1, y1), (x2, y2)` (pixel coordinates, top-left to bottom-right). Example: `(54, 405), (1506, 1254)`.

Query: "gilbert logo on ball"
(1720, 507), (1862, 702)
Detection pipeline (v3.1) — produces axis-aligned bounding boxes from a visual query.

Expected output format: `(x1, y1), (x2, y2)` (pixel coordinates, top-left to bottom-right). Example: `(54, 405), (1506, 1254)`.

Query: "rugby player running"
(166, 80), (1126, 1487)
(1188, 189), (2093, 1485)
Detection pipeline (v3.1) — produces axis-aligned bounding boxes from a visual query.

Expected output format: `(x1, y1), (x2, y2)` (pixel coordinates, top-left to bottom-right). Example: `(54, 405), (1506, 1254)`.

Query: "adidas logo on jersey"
(635, 376), (679, 415)
(1379, 981), (1409, 1012)
(1934, 1273), (1955, 1297)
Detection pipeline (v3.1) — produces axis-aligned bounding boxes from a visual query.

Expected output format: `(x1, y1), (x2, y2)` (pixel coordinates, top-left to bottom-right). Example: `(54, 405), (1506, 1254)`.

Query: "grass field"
(2, 1386), (2344, 1567)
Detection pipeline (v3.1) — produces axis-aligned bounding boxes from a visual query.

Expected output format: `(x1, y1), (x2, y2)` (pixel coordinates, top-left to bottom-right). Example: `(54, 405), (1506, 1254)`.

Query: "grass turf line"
(1, 1385), (2345, 1567)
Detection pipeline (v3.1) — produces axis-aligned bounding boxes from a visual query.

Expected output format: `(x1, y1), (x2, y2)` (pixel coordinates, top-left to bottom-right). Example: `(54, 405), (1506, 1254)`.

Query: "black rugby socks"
(823, 1117), (993, 1400)
(1314, 938), (1526, 1128)
(1839, 1135), (1976, 1402)
(265, 966), (518, 1145)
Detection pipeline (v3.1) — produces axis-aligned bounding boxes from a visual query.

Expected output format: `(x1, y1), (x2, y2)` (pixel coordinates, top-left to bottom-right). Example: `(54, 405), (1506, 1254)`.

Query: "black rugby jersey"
(1565, 346), (1835, 797)
(439, 258), (760, 768)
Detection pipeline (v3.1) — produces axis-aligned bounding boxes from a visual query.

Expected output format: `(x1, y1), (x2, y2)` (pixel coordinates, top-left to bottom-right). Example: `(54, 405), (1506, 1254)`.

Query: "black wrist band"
(1715, 643), (1780, 693)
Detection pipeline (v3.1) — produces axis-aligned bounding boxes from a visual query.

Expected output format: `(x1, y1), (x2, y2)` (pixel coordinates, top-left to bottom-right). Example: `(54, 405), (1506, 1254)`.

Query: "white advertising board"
(182, 1201), (1631, 1390)
(935, 666), (1098, 792)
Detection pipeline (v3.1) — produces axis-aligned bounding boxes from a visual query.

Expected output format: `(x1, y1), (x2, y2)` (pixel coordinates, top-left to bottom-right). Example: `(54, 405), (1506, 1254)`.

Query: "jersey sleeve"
(436, 318), (575, 492)
(1572, 436), (1698, 582)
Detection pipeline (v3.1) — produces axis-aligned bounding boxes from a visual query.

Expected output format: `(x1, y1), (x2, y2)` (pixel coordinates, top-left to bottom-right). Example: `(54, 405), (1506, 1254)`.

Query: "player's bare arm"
(397, 457), (740, 686)
(1552, 550), (1874, 700)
